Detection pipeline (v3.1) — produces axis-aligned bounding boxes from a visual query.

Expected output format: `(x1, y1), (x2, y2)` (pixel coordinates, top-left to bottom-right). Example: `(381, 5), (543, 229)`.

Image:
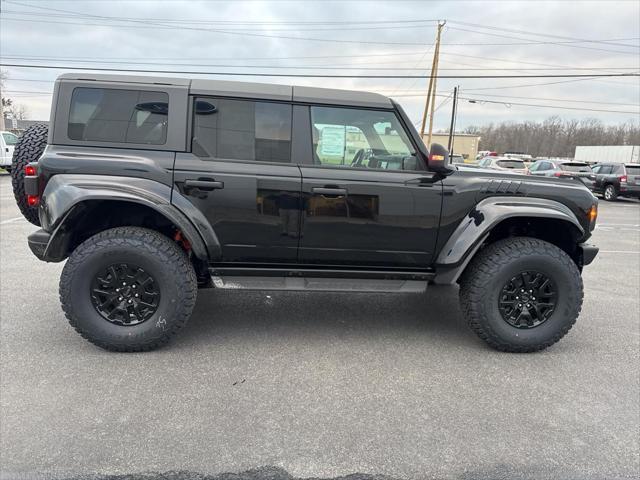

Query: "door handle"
(312, 187), (348, 197)
(404, 177), (434, 186)
(184, 179), (224, 190)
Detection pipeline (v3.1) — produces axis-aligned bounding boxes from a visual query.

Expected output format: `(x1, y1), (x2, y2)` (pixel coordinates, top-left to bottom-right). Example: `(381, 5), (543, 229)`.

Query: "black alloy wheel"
(498, 271), (557, 329)
(90, 263), (160, 326)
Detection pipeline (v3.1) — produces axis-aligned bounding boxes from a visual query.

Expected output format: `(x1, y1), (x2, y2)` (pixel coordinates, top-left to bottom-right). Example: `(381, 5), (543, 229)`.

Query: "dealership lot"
(0, 174), (638, 479)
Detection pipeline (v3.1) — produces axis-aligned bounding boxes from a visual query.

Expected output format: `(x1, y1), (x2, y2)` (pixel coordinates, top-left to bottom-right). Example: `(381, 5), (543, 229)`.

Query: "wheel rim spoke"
(90, 263), (160, 326)
(498, 270), (557, 329)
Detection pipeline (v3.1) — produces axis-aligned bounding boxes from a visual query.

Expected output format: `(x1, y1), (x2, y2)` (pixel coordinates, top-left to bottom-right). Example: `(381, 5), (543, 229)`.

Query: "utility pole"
(448, 86), (459, 153)
(0, 85), (5, 131)
(419, 20), (445, 144)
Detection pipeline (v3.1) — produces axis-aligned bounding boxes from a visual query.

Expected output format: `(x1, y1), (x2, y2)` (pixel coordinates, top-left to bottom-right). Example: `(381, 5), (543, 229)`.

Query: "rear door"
(296, 104), (442, 268)
(173, 96), (302, 264)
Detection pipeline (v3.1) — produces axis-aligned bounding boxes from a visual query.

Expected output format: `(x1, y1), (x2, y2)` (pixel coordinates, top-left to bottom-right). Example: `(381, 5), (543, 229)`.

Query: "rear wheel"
(460, 237), (583, 352)
(603, 184), (618, 201)
(11, 123), (48, 226)
(59, 227), (197, 352)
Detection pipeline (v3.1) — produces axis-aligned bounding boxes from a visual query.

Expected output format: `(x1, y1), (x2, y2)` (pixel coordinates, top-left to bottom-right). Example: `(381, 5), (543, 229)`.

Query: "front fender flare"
(39, 174), (221, 261)
(433, 196), (584, 284)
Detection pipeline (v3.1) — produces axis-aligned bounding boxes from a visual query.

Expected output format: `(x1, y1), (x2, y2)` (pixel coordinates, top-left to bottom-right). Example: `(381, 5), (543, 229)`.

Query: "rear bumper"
(579, 243), (599, 266)
(27, 229), (51, 261)
(619, 184), (640, 198)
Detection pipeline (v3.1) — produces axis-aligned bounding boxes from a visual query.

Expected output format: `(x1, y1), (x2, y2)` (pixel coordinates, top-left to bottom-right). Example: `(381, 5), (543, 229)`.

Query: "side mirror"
(402, 155), (419, 171)
(428, 143), (453, 173)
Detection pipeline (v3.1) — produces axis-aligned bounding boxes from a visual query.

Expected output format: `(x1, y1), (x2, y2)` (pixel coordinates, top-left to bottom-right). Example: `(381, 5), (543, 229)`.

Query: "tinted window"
(68, 87), (168, 144)
(496, 160), (525, 169)
(2, 132), (19, 145)
(560, 163), (592, 172)
(310, 106), (415, 170)
(625, 165), (640, 174)
(192, 98), (291, 163)
(599, 165), (613, 174)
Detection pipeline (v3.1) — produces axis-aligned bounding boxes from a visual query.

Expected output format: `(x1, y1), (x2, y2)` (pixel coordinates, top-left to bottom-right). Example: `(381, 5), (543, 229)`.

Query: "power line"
(2, 3), (638, 52)
(3, 56), (636, 71)
(447, 20), (640, 48)
(391, 91), (640, 107)
(462, 75), (640, 91)
(445, 26), (639, 55)
(458, 95), (638, 114)
(2, 63), (639, 79)
(0, 10), (441, 32)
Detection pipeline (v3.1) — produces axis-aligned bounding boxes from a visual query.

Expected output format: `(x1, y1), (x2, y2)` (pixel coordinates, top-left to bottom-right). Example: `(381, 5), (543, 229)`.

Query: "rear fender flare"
(40, 174), (221, 261)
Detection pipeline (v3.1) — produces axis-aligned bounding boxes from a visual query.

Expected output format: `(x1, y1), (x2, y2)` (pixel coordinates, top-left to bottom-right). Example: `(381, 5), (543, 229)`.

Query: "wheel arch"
(433, 196), (585, 284)
(39, 174), (221, 263)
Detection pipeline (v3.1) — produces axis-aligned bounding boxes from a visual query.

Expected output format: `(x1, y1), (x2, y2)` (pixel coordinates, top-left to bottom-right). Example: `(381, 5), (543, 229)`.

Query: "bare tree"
(8, 103), (29, 121)
(470, 117), (640, 157)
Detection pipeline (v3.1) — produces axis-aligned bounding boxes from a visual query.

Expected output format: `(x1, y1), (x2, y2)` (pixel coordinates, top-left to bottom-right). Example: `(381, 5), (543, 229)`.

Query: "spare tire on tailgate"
(11, 123), (48, 226)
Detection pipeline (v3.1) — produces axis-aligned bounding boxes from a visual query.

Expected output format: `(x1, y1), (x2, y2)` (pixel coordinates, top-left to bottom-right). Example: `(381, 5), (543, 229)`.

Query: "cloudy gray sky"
(1, 0), (639, 130)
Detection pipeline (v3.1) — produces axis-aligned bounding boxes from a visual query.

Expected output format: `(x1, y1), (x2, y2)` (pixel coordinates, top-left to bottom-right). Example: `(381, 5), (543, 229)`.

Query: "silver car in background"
(477, 156), (528, 174)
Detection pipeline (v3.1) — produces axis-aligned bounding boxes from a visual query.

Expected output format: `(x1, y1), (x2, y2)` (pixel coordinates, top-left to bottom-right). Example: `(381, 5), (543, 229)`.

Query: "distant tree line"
(460, 117), (640, 158)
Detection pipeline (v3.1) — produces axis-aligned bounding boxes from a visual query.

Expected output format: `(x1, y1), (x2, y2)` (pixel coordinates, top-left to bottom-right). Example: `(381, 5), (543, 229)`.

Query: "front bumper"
(579, 243), (599, 266)
(27, 229), (51, 261)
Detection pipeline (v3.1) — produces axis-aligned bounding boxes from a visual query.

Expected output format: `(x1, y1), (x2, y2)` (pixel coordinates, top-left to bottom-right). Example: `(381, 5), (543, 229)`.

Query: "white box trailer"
(574, 145), (639, 164)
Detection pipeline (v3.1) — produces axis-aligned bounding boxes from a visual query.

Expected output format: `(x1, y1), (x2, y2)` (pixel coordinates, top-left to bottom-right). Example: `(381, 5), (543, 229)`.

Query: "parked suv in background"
(10, 73), (599, 353)
(591, 163), (640, 201)
(528, 160), (595, 189)
(477, 156), (528, 174)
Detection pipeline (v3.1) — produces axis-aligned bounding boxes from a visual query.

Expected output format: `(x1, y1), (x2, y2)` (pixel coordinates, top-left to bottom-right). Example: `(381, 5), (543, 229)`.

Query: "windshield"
(497, 160), (525, 168)
(560, 163), (592, 172)
(2, 132), (19, 145)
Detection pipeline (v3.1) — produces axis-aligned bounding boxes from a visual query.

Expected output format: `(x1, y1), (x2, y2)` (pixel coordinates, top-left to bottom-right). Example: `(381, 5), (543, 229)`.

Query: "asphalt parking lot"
(1, 173), (639, 480)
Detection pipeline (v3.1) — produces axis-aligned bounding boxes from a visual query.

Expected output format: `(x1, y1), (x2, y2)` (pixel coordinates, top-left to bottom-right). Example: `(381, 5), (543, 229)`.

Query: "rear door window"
(68, 87), (169, 145)
(192, 98), (292, 163)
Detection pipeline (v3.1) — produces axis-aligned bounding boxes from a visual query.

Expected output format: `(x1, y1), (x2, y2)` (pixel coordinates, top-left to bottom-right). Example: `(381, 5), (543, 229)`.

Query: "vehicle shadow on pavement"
(176, 284), (483, 350)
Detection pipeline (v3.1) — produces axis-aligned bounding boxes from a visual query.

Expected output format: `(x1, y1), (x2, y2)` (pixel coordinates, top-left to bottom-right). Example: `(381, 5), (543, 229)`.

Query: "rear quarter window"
(560, 163), (592, 172)
(497, 160), (525, 169)
(68, 87), (169, 145)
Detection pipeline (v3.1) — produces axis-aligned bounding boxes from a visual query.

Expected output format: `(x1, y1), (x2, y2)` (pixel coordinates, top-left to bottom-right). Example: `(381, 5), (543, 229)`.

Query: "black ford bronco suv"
(11, 73), (599, 352)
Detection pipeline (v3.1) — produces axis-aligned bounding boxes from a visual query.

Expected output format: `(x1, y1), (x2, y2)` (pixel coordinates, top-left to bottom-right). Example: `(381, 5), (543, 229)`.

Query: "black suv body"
(12, 74), (599, 352)
(591, 163), (640, 201)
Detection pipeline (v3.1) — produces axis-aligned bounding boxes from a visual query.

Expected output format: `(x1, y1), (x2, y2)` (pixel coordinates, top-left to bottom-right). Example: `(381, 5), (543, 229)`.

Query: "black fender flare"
(39, 174), (221, 262)
(432, 196), (584, 284)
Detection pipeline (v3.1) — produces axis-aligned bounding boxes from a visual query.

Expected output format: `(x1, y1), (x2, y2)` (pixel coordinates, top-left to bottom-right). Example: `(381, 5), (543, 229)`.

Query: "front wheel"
(459, 237), (583, 352)
(603, 184), (618, 201)
(59, 227), (197, 351)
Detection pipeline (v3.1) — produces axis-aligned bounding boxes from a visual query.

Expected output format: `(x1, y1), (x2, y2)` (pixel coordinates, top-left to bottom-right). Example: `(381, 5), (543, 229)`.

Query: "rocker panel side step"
(209, 267), (432, 292)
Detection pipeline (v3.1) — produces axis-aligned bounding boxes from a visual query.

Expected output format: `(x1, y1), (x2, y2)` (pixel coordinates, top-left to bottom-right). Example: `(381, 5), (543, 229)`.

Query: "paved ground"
(1, 174), (639, 480)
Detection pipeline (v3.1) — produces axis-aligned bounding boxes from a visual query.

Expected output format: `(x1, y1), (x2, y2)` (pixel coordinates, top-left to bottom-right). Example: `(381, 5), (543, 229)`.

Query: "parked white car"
(1, 131), (19, 171)
(477, 156), (528, 174)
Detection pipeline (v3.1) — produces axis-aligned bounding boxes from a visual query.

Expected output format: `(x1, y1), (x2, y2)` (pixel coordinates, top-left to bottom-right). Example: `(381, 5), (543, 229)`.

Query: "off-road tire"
(603, 184), (618, 201)
(459, 237), (583, 352)
(11, 123), (48, 226)
(59, 227), (197, 352)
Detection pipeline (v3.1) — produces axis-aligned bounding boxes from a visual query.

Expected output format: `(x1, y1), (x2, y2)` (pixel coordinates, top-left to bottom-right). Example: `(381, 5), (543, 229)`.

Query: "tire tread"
(459, 237), (583, 353)
(59, 227), (197, 352)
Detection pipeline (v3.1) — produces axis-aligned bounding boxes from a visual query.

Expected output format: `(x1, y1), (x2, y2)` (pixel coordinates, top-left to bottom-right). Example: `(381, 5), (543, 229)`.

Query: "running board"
(209, 267), (432, 293)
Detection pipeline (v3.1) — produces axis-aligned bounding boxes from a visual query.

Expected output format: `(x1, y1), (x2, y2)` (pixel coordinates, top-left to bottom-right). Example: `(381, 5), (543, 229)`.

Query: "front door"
(298, 105), (442, 268)
(173, 97), (302, 264)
